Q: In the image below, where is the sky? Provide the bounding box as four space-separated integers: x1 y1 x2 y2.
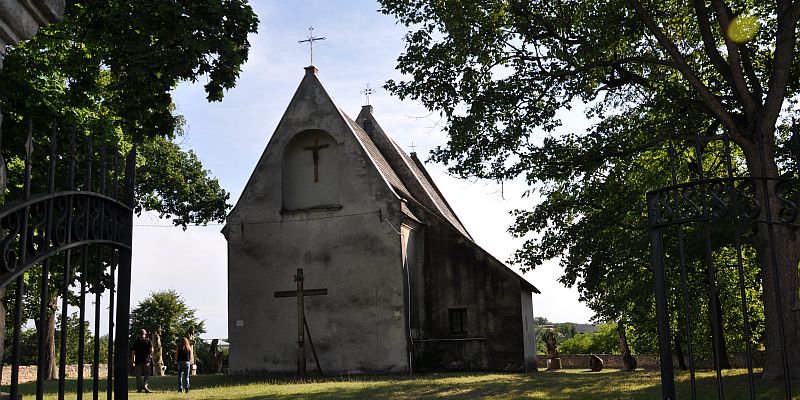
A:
124 0 595 340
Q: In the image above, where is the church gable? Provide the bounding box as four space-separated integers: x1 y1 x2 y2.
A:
225 67 409 228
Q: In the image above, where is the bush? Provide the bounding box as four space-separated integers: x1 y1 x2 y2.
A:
559 323 618 354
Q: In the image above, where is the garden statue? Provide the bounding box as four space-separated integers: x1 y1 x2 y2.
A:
152 326 165 376
187 327 197 375
209 339 221 374
545 329 562 370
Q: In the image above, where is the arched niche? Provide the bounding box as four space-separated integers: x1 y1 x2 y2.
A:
282 130 341 211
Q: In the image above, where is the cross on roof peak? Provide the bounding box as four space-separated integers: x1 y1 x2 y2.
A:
360 83 375 105
298 26 326 66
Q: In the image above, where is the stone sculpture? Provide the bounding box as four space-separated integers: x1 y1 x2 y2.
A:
545 329 561 370
152 327 165 376
589 354 604 372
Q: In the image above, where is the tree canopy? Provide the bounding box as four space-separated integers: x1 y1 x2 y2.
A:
379 0 800 377
0 0 256 223
0 0 259 138
130 290 205 373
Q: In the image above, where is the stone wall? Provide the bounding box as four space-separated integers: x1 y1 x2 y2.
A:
537 351 766 370
1 364 108 384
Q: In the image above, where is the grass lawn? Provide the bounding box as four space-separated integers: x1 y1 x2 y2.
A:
5 369 798 399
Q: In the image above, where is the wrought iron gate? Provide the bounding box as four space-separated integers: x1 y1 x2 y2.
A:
647 128 799 400
0 116 136 399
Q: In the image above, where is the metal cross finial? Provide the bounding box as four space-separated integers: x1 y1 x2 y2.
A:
298 26 326 66
360 83 374 105
410 142 417 153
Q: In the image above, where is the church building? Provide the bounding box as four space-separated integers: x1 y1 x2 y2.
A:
223 66 539 374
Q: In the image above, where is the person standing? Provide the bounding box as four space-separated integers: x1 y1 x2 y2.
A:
131 329 153 393
176 337 193 393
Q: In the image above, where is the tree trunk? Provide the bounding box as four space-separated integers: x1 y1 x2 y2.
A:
740 138 800 379
755 220 800 379
674 334 687 370
46 296 57 380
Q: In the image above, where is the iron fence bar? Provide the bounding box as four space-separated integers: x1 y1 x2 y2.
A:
106 250 116 400
36 119 58 399
754 133 792 399
77 246 88 400
11 278 24 398
722 131 756 399
667 141 697 399
92 245 102 400
102 143 114 400
91 143 108 400
107 149 120 399
58 126 77 400
648 194 675 400
693 137 725 400
78 135 93 400
11 118 35 399
114 143 137 400
107 146 120 400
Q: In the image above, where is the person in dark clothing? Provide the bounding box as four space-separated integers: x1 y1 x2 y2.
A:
131 329 153 393
176 337 193 393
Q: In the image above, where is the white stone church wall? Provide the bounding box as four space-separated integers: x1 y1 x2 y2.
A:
225 69 409 374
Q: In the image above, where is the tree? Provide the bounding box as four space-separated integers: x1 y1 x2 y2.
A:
0 0 256 378
129 290 205 374
560 323 620 354
379 0 800 377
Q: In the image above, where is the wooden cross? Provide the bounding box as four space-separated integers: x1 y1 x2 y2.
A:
298 26 326 65
274 268 327 377
303 139 329 182
360 83 374 105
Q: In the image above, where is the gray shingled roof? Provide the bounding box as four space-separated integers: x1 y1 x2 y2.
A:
340 110 413 200
353 106 539 294
354 107 472 240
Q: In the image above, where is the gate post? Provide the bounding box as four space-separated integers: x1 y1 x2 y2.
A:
114 144 137 399
648 193 676 400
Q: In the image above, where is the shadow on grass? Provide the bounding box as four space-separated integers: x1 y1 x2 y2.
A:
2 369 797 399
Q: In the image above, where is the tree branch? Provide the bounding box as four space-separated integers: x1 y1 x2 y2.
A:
692 0 734 85
762 1 799 133
709 0 760 116
628 0 742 137
739 43 764 101
532 56 679 79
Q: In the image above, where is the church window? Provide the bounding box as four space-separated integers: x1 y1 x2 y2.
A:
449 308 467 336
283 130 340 211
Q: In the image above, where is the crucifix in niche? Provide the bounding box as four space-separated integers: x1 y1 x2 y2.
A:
303 139 329 182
